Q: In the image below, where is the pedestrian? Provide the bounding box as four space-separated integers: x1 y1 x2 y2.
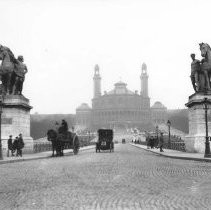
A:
13 137 19 156
159 132 164 152
7 135 14 157
17 133 24 157
150 136 154 149
146 135 150 149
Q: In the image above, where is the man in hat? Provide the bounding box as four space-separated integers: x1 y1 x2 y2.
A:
13 137 19 156
17 134 24 157
58 119 68 134
7 135 14 157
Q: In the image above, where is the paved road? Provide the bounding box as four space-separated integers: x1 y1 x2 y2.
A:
1 144 211 210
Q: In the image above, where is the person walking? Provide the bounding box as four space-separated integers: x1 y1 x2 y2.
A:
7 135 14 157
150 136 154 149
13 137 19 156
17 134 24 157
159 132 164 152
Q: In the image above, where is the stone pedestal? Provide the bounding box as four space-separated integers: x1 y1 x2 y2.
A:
1 95 33 155
185 93 211 153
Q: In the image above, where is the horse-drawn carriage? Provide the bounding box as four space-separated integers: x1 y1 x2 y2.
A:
47 129 80 157
96 129 114 152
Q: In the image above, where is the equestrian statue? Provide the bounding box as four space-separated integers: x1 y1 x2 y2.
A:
0 44 28 95
191 43 211 93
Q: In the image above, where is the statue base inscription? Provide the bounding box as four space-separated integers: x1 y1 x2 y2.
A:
1 95 34 155
185 93 211 153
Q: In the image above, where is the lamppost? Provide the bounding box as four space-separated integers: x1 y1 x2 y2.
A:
167 120 171 149
155 125 159 145
203 98 211 158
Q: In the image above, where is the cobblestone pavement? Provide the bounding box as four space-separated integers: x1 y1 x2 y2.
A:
1 144 211 210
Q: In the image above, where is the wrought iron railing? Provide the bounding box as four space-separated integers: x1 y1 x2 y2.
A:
163 142 186 152
134 140 186 152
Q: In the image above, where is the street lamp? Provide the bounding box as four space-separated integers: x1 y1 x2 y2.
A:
167 120 171 149
155 125 159 145
203 98 211 158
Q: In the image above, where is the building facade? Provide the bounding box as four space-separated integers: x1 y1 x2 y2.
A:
151 101 167 125
76 63 166 131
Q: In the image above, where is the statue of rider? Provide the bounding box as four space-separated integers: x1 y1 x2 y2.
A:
13 55 28 95
199 43 211 91
190 53 201 92
0 44 18 95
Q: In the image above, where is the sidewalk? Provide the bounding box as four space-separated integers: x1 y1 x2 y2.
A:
0 145 95 165
130 143 211 162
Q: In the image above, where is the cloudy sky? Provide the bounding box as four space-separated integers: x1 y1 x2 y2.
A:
0 0 210 113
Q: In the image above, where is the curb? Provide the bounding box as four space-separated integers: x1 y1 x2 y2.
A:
0 145 95 165
130 143 211 163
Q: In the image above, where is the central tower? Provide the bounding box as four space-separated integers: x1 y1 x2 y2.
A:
140 62 149 97
93 64 101 98
140 62 150 110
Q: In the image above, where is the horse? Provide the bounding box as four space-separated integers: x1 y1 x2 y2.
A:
47 129 63 157
199 43 211 90
0 49 17 95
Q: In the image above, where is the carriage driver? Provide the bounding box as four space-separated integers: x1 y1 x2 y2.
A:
58 119 68 136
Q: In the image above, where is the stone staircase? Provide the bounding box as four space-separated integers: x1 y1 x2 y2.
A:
157 124 187 141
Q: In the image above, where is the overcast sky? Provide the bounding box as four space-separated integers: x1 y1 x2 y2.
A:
0 0 210 114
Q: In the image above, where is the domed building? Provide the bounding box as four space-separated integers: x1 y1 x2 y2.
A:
76 63 167 131
151 101 167 124
76 103 92 130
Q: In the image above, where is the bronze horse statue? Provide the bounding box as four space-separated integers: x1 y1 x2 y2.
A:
0 47 17 95
199 42 211 91
190 43 211 92
0 45 27 95
47 129 80 157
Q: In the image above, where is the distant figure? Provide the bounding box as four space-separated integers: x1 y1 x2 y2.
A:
13 137 19 156
7 135 14 157
150 136 155 149
146 135 150 149
16 134 24 157
159 132 164 152
55 121 59 131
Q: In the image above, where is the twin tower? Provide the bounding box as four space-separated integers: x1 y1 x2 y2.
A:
93 63 149 99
